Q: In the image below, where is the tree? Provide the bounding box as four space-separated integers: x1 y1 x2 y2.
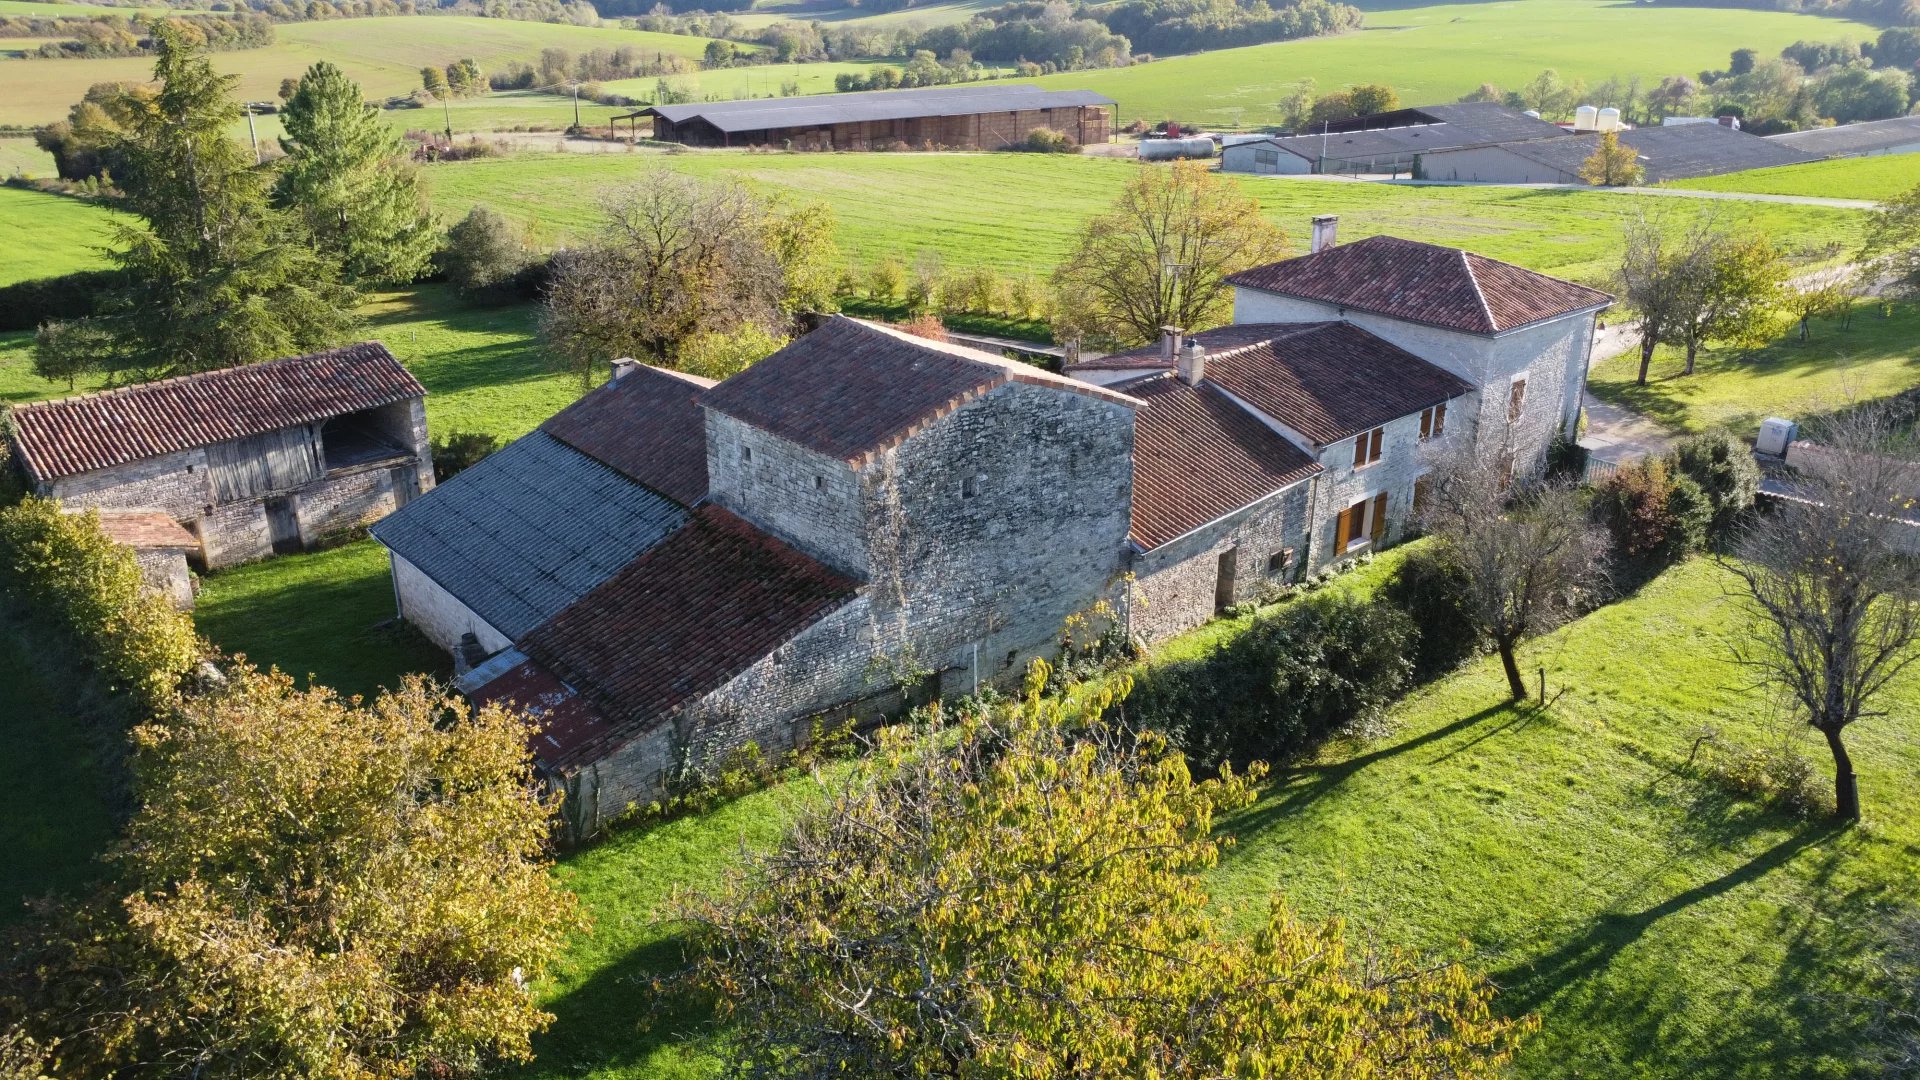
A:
1861 178 1920 305
8 668 584 1076
676 324 789 381
541 170 786 382
1579 129 1644 186
276 75 298 101
1418 444 1608 700
30 319 120 390
275 61 437 286
1668 228 1788 375
1521 67 1578 117
439 205 535 294
80 25 357 377
1725 403 1920 821
1346 81 1398 115
673 670 1535 1076
1051 161 1288 345
1278 76 1315 130
1614 211 1691 384
760 198 841 317
1459 82 1503 103
1783 268 1852 341
420 64 448 99
1306 88 1355 125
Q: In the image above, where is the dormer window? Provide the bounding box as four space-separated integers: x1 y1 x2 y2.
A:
1420 403 1446 440
1352 427 1383 469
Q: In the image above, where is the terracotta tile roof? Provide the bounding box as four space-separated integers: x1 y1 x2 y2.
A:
519 505 859 765
9 343 424 482
1199 323 1474 445
463 649 619 770
88 510 198 550
700 316 1139 464
1118 373 1321 550
542 364 715 506
1225 235 1611 335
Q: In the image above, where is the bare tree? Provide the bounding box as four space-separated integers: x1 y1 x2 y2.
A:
1724 403 1920 821
1051 161 1288 346
541 169 785 384
1418 443 1609 701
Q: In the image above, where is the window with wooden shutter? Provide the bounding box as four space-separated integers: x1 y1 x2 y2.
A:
1420 402 1446 439
1371 492 1388 542
1508 378 1527 422
1334 504 1356 550
1352 427 1384 468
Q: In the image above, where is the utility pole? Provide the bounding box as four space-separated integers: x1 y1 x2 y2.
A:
243 101 262 164
572 80 581 129
442 91 452 147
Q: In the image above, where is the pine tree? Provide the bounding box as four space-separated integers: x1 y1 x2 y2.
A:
92 24 357 377
275 61 436 285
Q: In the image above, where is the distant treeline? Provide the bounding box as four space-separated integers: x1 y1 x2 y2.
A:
0 12 272 57
39 0 602 27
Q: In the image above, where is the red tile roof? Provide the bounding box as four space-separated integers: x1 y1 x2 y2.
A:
9 343 424 482
89 510 198 550
1202 323 1473 445
518 505 859 766
542 364 715 506
1225 235 1611 335
700 316 1138 464
1119 373 1321 550
466 654 620 769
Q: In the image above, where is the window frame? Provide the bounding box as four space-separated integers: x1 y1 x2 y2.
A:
1351 426 1385 469
1419 402 1447 440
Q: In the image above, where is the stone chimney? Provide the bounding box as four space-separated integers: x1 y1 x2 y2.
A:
1177 339 1207 386
1311 214 1339 253
1160 326 1185 364
609 357 640 381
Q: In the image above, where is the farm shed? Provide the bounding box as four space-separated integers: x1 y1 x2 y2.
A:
637 84 1114 150
91 510 199 609
1767 116 1920 159
1222 102 1568 176
1418 122 1820 183
8 343 434 569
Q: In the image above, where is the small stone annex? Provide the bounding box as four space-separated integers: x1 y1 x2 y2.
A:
8 343 434 570
370 226 1611 835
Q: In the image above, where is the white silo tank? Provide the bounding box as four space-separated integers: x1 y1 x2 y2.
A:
1523 109 1541 119
1575 105 1599 131
1598 107 1621 131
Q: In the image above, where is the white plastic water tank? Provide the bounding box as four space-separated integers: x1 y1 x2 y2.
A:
1598 107 1622 131
1756 417 1798 456
1138 136 1216 160
1575 105 1599 131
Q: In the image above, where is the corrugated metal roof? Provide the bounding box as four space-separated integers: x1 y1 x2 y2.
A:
10 342 423 483
1495 123 1818 181
370 431 688 641
644 83 1113 134
1265 102 1572 163
1768 116 1920 158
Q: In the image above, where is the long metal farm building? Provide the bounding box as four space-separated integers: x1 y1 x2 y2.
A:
638 84 1114 150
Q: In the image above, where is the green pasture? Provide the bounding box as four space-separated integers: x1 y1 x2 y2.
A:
729 0 1005 29
0 185 118 285
1666 151 1920 203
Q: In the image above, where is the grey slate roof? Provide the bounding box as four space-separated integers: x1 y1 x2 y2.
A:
370 431 688 641
1767 116 1920 158
1263 102 1571 164
641 84 1113 134
1456 122 1819 181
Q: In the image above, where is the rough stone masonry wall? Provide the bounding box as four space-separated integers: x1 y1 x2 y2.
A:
705 410 869 578
48 448 214 521
199 498 273 568
134 549 195 610
1129 482 1312 644
1308 407 1450 571
296 465 404 543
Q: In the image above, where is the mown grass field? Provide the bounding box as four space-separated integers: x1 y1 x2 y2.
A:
424 151 1871 281
1668 152 1920 203
1588 302 1920 437
1030 0 1885 128
729 0 1003 29
0 16 730 126
0 185 118 285
0 0 173 14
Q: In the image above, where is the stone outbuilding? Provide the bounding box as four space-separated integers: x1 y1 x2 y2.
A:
91 509 200 609
8 344 433 569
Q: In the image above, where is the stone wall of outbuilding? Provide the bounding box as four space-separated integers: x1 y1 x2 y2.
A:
1128 481 1312 645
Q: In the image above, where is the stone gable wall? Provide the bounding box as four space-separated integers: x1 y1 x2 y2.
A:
1129 481 1312 644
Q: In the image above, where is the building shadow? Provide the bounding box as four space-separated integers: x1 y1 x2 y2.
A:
510 930 729 1077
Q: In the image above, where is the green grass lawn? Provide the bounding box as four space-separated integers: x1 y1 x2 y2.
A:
1667 152 1920 203
0 0 174 14
1028 0 1884 128
0 185 118 286
0 623 119 921
425 151 1869 281
0 17 734 126
1588 302 1920 437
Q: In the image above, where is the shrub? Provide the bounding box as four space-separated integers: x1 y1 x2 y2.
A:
1592 457 1708 560
438 205 535 295
1705 740 1827 817
1019 126 1078 153
429 430 502 483
1381 545 1483 680
1125 592 1414 771
0 498 198 713
676 324 790 381
0 269 125 332
1670 429 1761 534
895 313 948 342
866 255 906 301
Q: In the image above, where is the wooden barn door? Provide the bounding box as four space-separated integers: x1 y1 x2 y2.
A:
264 496 301 555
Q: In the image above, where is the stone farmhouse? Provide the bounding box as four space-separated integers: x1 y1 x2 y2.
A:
371 226 1610 834
7 343 433 570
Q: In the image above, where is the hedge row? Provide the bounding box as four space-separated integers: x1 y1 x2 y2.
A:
0 497 199 713
0 270 126 332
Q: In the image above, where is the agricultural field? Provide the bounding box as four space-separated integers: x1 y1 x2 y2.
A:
0 186 118 286
0 16 733 126
729 0 1004 30
1031 0 1886 129
1587 302 1920 438
423 151 1871 282
0 0 173 14
1667 152 1920 203
0 137 54 175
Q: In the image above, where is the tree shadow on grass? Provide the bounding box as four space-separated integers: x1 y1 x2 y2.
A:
513 929 731 1078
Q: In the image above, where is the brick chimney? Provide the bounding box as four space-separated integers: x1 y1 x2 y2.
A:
1177 339 1207 386
609 357 639 380
1311 214 1339 253
1160 326 1184 364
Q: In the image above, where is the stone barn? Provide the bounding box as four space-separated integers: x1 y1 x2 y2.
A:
636 84 1114 150
8 343 433 569
92 510 200 609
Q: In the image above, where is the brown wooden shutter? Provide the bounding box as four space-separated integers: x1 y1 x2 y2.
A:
1419 409 1432 438
1335 506 1354 550
1434 401 1446 435
1352 436 1367 468
1370 428 1384 461
1509 379 1526 422
1371 492 1388 541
